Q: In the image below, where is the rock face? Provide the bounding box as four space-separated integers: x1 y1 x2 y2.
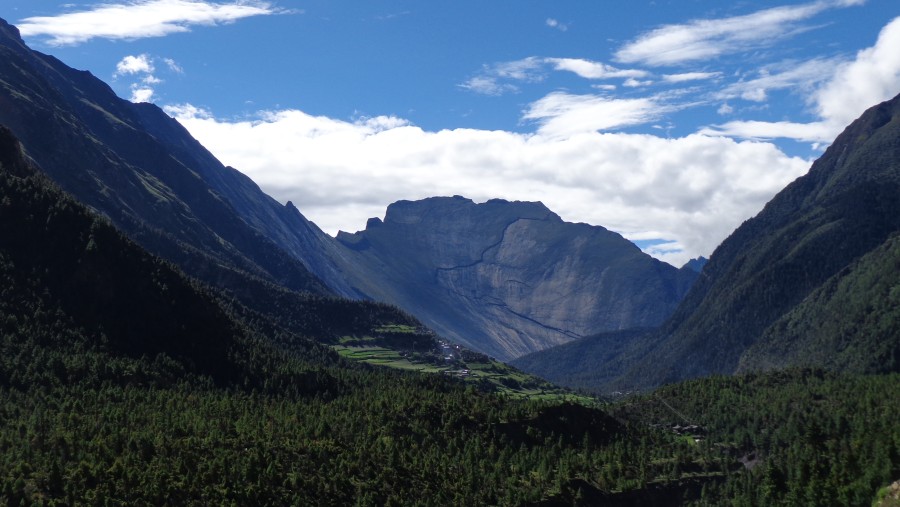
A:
336 196 697 360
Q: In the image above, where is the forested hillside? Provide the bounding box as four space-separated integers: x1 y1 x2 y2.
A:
612 370 900 506
5 117 897 506
0 124 708 506
738 233 900 373
2 11 899 505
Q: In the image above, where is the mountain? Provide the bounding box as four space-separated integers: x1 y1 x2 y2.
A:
737 232 900 374
6 138 897 504
0 17 696 360
0 121 742 507
0 123 269 386
0 17 362 300
335 196 697 360
0 16 454 356
515 92 900 392
681 256 708 273
0 124 630 505
3 17 899 504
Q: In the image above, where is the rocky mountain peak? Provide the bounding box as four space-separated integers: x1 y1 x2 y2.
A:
0 17 24 48
336 195 696 360
380 195 558 227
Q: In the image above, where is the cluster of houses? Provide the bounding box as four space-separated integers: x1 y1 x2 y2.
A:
671 424 707 443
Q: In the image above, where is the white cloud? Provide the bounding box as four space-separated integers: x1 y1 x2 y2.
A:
717 103 734 115
546 18 568 32
615 0 863 66
166 104 809 267
546 58 648 80
163 58 184 73
623 78 653 88
641 240 687 267
164 103 213 118
699 120 835 143
17 0 285 46
662 72 722 83
702 16 900 143
491 57 546 81
522 92 665 138
814 16 900 129
113 54 162 103
458 76 520 96
113 53 184 103
131 87 154 103
716 58 838 103
114 54 154 76
459 57 546 95
462 57 647 96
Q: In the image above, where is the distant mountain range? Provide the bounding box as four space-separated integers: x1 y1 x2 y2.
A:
514 92 900 392
0 17 696 360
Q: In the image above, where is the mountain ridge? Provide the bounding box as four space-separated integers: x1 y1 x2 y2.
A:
0 16 367 299
0 17 700 359
336 195 697 360
514 91 900 392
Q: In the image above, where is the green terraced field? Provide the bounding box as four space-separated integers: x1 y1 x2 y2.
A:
333 345 595 404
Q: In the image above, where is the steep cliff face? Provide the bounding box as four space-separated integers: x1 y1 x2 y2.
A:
337 196 697 360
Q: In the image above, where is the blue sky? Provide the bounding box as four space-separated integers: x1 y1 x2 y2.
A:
5 0 900 265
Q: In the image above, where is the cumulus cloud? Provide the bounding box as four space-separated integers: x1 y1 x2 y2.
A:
615 0 864 66
814 16 900 129
165 104 809 267
114 54 155 76
702 16 900 143
113 53 181 103
131 87 155 103
17 0 286 45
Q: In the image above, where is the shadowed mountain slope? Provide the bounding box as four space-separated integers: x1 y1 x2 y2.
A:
737 232 900 374
0 124 249 384
0 17 361 298
515 92 900 392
